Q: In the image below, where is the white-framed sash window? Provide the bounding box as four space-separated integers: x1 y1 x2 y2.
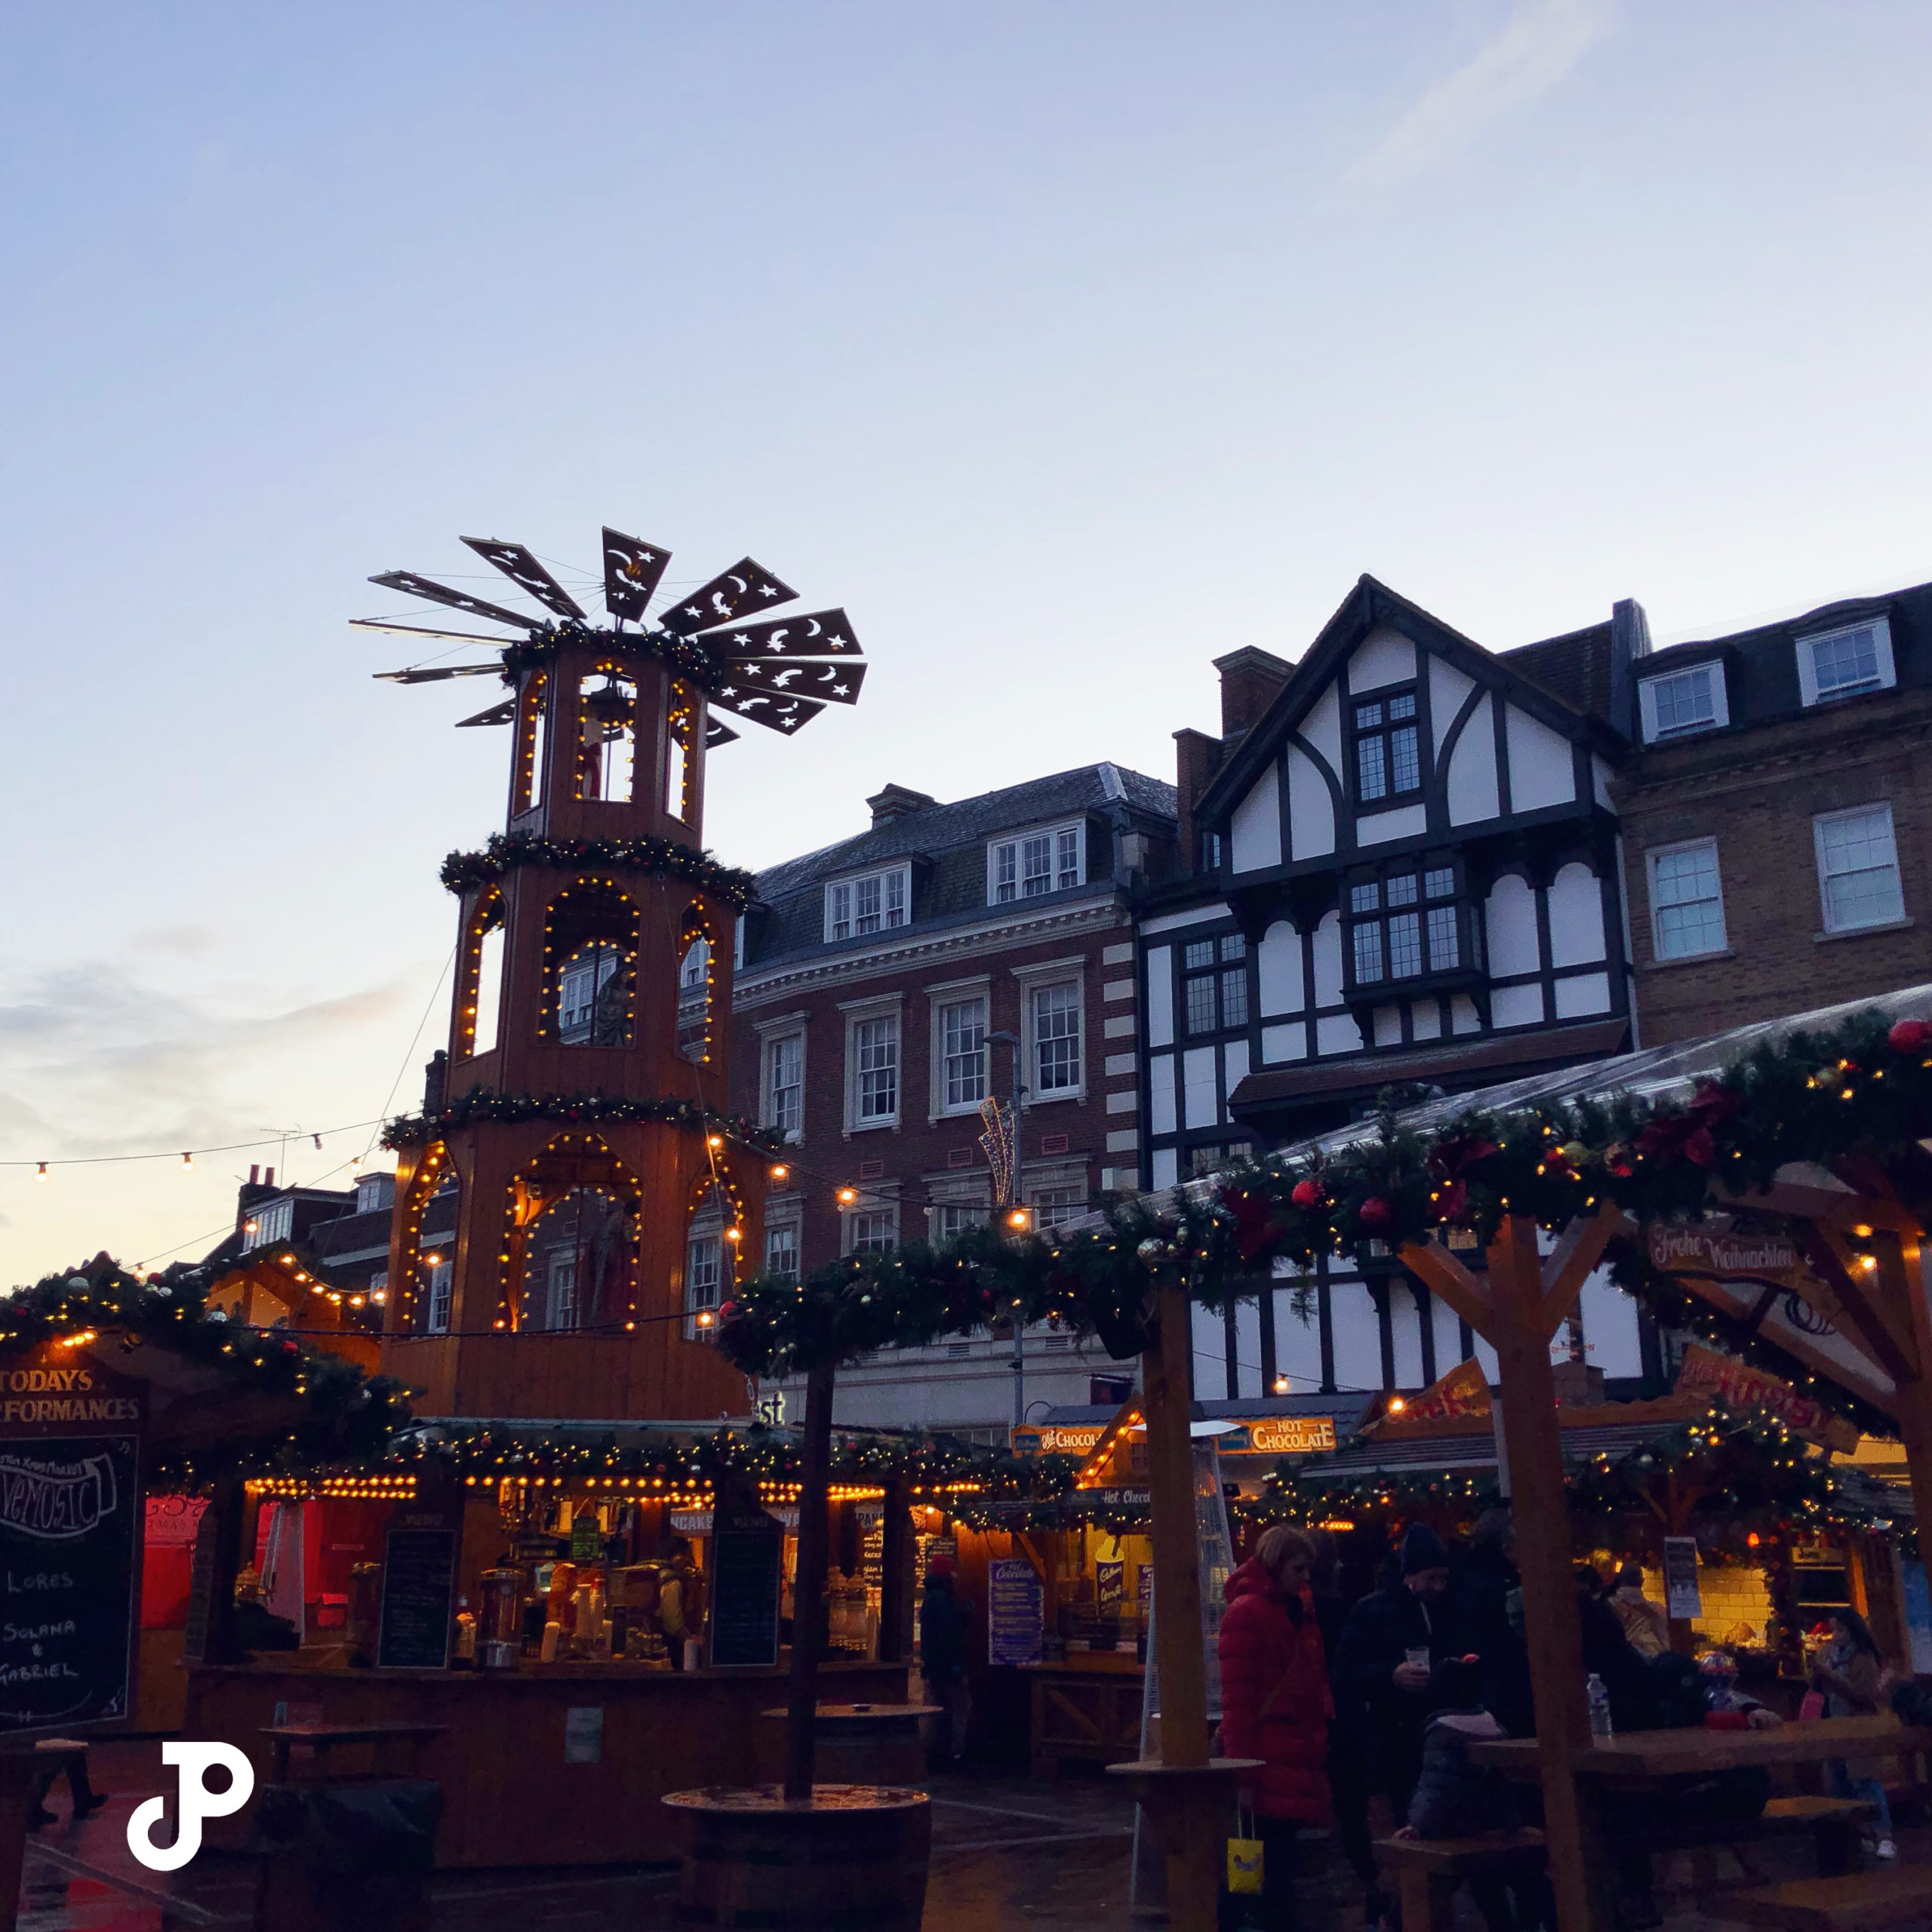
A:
1814 804 1906 933
765 1032 804 1139
987 821 1084 906
825 864 910 942
1798 619 1895 707
1647 838 1727 960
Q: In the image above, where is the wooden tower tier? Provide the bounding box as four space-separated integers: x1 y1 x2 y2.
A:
380 623 763 1422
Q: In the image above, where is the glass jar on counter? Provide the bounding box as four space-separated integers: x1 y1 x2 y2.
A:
478 1567 523 1672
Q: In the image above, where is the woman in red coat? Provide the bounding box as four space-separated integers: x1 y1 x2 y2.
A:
1218 1524 1334 1928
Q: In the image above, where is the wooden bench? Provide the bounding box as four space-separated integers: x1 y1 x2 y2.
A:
1638 1795 1876 1876
1724 1867 1932 1929
1374 1829 1547 1932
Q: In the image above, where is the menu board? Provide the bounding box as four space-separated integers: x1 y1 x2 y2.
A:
0 1432 141 1734
709 1514 783 1669
377 1518 459 1670
987 1558 1044 1667
1662 1537 1703 1622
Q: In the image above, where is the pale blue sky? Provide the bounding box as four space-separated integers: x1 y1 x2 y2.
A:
5 2 1930 1281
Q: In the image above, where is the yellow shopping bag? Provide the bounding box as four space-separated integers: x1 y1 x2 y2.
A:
1227 1804 1263 1895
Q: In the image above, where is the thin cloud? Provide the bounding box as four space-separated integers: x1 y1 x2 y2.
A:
1346 0 1617 187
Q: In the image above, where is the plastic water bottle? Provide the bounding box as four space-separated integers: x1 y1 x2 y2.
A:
1586 1672 1614 1740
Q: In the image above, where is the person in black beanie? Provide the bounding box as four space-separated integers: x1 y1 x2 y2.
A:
1334 1522 1475 1864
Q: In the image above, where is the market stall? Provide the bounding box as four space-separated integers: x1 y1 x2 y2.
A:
173 1419 1038 1865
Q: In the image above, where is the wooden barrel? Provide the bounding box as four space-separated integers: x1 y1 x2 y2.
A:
663 1783 931 1931
753 1703 938 1788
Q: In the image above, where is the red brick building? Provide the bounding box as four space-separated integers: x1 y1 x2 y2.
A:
729 765 1177 1436
1614 580 1932 1044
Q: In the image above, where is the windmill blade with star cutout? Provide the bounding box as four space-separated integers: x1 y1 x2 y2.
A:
368 571 542 634
373 664 505 685
658 558 798 635
708 682 825 735
602 528 672 623
709 608 862 661
461 537 586 621
731 658 866 705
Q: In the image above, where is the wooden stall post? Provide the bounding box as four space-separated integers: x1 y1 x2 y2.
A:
1143 1281 1207 1774
1402 1206 1624 1932
1489 1219 1598 1932
783 1360 836 1801
1106 1280 1251 1932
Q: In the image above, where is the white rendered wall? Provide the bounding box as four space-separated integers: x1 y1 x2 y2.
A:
1547 863 1606 968
1258 921 1303 1015
1146 945 1174 1048
1350 628 1417 694
1504 703 1576 811
1447 695 1500 824
1286 743 1334 860
1231 764 1282 872
1485 875 1541 977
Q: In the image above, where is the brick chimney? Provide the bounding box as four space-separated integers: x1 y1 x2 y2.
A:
865 783 937 826
1213 646 1294 745
1172 728 1222 876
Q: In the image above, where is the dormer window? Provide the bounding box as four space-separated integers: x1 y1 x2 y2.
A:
244 1198 294 1252
825 863 909 942
1798 618 1895 706
1351 691 1421 805
1639 662 1727 741
988 822 1084 906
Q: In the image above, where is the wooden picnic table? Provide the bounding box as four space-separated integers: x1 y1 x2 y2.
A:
1469 1715 1932 1786
1465 1719 1932 1930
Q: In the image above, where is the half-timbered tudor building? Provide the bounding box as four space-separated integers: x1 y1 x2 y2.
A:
1143 577 1656 1402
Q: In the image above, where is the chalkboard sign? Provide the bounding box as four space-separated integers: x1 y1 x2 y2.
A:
708 1515 782 1669
377 1521 458 1670
0 1431 141 1734
987 1557 1044 1667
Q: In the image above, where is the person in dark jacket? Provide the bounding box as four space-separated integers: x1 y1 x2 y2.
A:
920 1554 973 1765
1460 1510 1533 1740
1333 1522 1472 1822
1217 1525 1334 1930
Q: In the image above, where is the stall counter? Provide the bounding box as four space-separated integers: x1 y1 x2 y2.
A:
184 1656 909 1868
1023 1651 1144 1776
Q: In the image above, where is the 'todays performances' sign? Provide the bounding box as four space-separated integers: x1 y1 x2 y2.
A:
0 1354 144 1736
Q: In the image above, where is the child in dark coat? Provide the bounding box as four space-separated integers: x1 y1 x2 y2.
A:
1394 1660 1547 1932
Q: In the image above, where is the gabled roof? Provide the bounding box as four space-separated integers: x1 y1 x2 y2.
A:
751 762 1176 904
1198 575 1625 828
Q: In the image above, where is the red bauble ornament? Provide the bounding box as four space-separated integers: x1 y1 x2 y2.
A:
1358 1195 1394 1231
715 1301 737 1325
1888 1019 1931 1054
1291 1178 1324 1209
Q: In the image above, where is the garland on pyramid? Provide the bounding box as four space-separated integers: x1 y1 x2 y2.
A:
440 830 756 909
498 620 731 693
5 1257 412 1485
715 1008 1932 1428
